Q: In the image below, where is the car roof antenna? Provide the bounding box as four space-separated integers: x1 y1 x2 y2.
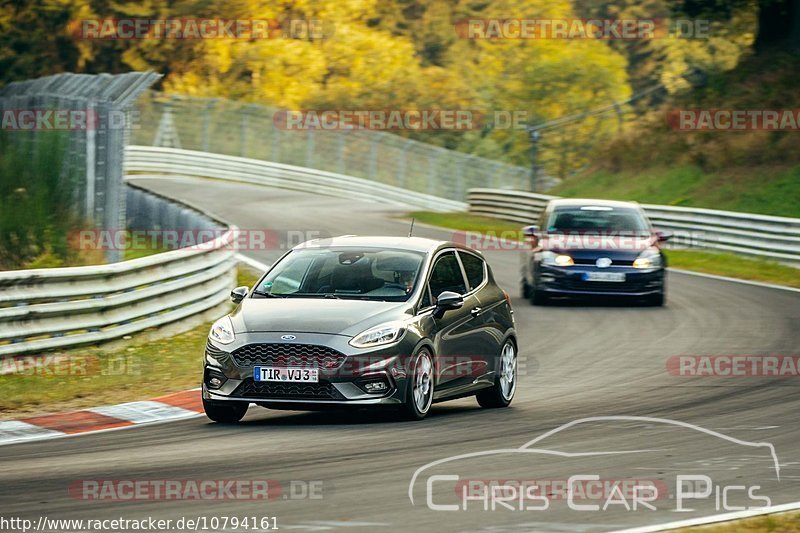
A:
408 218 415 238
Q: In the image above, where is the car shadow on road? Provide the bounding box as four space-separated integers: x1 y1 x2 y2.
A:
535 296 663 308
206 402 487 428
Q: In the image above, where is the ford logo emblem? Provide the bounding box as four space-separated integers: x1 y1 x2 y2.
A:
280 334 297 341
596 257 612 268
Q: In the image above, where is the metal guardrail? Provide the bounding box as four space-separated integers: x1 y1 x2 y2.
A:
468 188 800 266
124 146 468 212
133 92 532 201
0 187 238 357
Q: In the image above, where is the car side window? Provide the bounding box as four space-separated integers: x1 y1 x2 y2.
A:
458 252 485 291
428 251 468 298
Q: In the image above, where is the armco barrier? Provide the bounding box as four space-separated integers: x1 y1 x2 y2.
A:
123 146 468 212
0 187 238 357
468 188 800 265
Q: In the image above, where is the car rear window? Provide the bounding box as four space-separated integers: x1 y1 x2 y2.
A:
459 252 485 291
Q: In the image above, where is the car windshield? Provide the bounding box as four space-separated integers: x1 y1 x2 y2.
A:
253 247 425 301
546 206 650 234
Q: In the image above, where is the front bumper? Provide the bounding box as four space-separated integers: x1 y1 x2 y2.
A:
203 332 415 408
536 264 664 297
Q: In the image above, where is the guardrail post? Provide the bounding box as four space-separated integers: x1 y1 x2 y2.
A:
85 101 96 223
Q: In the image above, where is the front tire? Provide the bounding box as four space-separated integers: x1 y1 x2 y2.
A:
203 397 248 423
401 349 434 420
521 280 532 299
477 340 517 408
530 288 549 306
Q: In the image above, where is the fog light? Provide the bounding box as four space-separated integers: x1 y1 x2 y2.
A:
205 368 227 389
364 381 388 393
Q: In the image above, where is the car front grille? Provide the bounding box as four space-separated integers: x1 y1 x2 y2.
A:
233 380 343 401
231 343 347 369
562 279 642 293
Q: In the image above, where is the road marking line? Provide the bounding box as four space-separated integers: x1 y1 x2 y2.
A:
237 253 271 272
0 421 64 445
610 500 800 532
88 401 200 424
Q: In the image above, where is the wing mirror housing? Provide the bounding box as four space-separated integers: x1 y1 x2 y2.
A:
522 224 539 237
655 230 673 242
433 291 464 319
522 224 540 247
230 286 249 304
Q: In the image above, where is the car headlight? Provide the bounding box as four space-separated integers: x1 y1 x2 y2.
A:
541 251 574 266
633 247 663 269
350 322 406 348
209 316 235 345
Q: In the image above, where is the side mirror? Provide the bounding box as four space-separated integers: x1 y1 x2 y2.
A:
522 225 540 248
522 225 539 237
655 230 673 242
230 286 249 304
433 290 464 319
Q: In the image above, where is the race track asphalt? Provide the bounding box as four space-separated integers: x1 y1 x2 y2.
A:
2 176 798 532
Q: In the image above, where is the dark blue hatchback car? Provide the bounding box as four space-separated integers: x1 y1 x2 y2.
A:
520 199 671 306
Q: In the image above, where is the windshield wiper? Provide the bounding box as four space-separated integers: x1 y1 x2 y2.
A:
251 290 283 298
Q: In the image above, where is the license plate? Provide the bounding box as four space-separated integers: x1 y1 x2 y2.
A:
253 367 319 383
584 272 626 282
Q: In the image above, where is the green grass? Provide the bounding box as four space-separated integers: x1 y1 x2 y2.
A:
407 211 800 288
0 266 263 419
551 166 800 218
407 211 523 234
666 250 800 288
680 511 800 532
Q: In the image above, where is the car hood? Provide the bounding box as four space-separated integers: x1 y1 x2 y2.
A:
541 233 657 262
230 298 412 337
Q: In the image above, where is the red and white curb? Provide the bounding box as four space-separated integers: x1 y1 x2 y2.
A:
0 389 204 446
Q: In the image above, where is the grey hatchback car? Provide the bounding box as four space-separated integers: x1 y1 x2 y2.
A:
203 236 517 422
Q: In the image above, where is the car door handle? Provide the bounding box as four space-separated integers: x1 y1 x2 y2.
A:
470 306 482 316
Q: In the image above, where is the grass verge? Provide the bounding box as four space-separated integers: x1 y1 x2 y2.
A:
550 165 800 219
0 265 263 419
666 250 800 288
406 211 800 289
680 511 800 532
